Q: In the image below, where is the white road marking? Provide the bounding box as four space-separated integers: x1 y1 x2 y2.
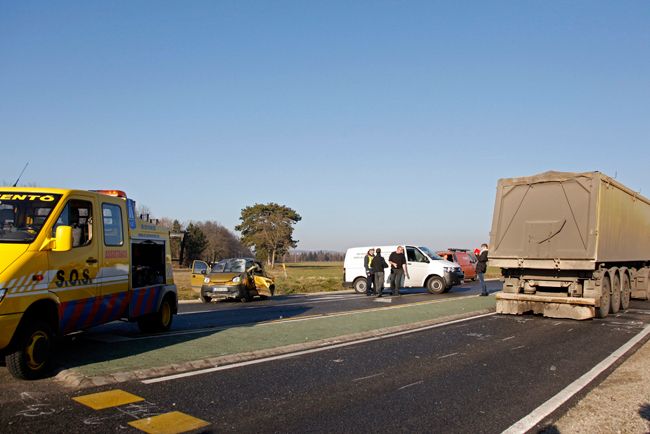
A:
398 380 423 391
437 352 459 360
510 345 526 350
503 324 650 434
501 336 515 341
141 312 497 384
353 373 384 382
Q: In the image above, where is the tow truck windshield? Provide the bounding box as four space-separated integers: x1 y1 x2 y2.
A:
0 192 61 243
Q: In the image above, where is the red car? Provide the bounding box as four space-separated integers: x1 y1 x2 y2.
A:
437 249 477 281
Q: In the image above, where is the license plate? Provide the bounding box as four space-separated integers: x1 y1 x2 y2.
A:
212 287 229 293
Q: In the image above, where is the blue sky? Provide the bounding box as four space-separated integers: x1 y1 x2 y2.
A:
1 1 649 251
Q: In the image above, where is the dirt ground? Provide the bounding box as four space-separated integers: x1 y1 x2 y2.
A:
549 337 650 433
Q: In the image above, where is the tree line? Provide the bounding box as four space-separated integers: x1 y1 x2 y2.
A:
155 202 304 268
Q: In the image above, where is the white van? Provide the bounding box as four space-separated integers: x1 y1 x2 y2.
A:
343 245 464 294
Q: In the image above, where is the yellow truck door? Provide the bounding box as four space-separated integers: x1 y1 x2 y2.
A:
97 200 130 323
48 195 100 334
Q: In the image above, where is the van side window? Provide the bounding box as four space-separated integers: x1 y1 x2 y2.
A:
52 200 93 247
406 247 428 263
102 203 124 246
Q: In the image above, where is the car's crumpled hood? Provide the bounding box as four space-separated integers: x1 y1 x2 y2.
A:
207 272 241 284
0 244 30 277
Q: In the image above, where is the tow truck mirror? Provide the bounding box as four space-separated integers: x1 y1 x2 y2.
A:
53 225 73 252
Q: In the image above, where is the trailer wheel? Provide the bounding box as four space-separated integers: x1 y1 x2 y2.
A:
353 278 367 294
5 320 54 380
426 276 445 294
138 295 174 333
620 272 631 311
610 273 621 314
596 276 611 319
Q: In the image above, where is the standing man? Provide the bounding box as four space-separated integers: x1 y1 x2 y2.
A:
389 246 409 296
371 248 388 297
477 243 489 296
363 248 375 296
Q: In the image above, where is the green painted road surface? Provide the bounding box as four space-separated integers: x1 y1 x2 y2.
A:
59 295 496 380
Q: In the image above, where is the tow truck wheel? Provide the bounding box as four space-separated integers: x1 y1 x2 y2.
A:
138 296 174 333
621 273 631 311
426 276 445 294
610 274 621 314
5 320 54 380
596 276 611 319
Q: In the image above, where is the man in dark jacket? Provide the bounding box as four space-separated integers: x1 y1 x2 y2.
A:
363 248 375 296
371 248 389 297
388 246 409 296
476 243 489 296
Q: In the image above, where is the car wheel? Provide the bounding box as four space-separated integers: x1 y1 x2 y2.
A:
426 276 445 294
6 320 54 380
353 278 367 294
240 288 253 302
200 295 212 303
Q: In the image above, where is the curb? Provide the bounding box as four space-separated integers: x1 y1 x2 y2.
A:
178 289 358 304
54 307 495 389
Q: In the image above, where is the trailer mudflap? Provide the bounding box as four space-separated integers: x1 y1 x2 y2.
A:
495 292 596 320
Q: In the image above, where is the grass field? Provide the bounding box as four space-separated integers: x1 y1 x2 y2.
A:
173 262 502 300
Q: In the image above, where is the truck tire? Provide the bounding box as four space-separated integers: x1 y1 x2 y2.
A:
5 320 54 380
138 295 174 333
621 272 631 311
353 278 367 294
596 276 611 319
426 276 445 294
610 273 621 314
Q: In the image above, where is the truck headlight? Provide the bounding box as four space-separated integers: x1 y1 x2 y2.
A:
0 288 6 302
204 277 211 284
232 276 241 283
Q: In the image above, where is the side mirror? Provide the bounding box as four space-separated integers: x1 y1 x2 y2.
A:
53 225 73 252
201 270 207 275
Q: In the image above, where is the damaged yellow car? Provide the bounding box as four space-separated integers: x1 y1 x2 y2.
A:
191 258 275 303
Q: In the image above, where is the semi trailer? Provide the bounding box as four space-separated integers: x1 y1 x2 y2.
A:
490 171 650 320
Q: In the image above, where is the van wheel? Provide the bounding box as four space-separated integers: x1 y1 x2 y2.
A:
6 320 54 380
138 296 174 333
596 276 611 319
353 278 367 294
426 276 445 294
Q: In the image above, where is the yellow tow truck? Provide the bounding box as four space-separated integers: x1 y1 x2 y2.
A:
0 187 177 379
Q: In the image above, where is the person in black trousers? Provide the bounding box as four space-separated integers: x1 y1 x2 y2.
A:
371 248 389 297
388 246 409 296
363 248 375 296
477 243 489 296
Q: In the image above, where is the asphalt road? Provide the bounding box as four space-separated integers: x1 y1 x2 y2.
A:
1 288 648 434
76 279 500 340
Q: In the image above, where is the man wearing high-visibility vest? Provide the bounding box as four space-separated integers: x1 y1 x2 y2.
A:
363 248 375 296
